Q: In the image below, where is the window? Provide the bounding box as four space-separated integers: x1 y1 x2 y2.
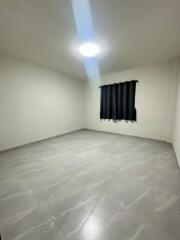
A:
100 80 138 121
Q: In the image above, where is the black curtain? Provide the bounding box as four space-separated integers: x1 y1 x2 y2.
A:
100 80 137 121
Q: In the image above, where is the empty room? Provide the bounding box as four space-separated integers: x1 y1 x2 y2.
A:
0 0 180 240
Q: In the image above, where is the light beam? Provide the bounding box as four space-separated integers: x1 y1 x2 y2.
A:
71 0 101 82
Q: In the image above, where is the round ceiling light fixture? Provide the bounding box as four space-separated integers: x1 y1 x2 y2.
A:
79 43 100 57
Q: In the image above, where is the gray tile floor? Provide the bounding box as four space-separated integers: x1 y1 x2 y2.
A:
0 130 180 240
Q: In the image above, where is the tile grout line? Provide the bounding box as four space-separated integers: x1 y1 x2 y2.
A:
73 179 113 240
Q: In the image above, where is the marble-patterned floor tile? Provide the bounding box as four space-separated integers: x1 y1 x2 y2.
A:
0 130 180 240
2 217 67 240
151 211 180 240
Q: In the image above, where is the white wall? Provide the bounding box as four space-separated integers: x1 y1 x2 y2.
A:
0 54 179 152
0 54 85 151
85 62 178 142
173 68 180 166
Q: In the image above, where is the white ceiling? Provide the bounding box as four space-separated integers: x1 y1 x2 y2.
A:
0 0 180 80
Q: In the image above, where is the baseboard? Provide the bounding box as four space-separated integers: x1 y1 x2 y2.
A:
84 128 169 143
0 128 86 154
0 128 172 155
172 144 180 168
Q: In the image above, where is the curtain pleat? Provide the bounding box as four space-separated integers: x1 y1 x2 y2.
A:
100 80 137 121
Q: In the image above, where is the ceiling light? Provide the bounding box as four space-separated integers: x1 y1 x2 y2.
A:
79 43 100 57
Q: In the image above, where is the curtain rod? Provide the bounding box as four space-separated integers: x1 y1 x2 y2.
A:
99 80 139 88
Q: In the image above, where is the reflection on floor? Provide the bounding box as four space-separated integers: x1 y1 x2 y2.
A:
0 130 180 240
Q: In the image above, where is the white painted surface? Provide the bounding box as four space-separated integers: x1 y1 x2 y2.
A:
173 67 180 166
0 0 180 79
0 54 179 153
85 62 178 142
0 55 85 151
